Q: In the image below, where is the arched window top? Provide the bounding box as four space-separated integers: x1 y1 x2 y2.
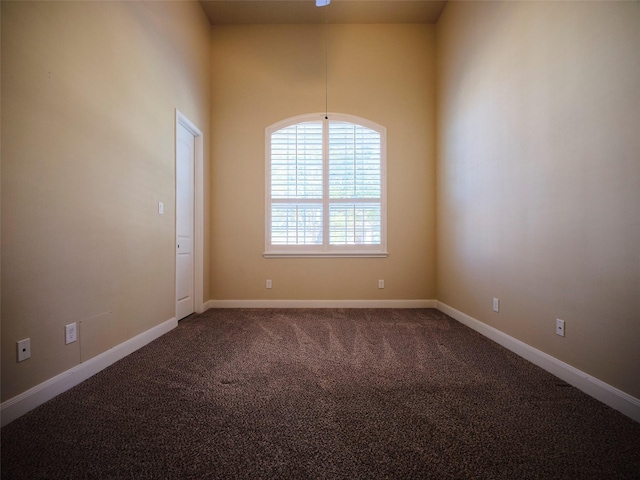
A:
265 113 387 258
267 112 386 136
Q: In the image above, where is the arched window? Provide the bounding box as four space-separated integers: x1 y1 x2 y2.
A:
265 113 387 257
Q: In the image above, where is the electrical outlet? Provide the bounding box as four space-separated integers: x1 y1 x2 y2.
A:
65 323 77 344
378 279 384 289
493 298 499 312
266 279 272 289
158 201 164 215
556 318 565 337
17 338 31 362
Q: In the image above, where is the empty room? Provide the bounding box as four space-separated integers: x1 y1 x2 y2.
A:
1 0 639 478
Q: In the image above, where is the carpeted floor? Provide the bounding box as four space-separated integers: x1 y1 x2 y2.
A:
2 308 639 479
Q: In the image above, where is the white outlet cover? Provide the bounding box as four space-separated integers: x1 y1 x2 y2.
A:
65 323 77 344
17 338 31 362
556 318 565 337
493 298 499 312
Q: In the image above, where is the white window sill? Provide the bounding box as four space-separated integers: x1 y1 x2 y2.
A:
263 251 388 259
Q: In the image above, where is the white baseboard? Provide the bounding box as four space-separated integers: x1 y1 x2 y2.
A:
436 301 640 423
1 317 178 427
206 299 438 309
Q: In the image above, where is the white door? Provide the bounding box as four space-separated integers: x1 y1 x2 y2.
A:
176 123 195 320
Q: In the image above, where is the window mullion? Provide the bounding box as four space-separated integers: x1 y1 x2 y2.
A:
323 117 330 250
353 127 357 198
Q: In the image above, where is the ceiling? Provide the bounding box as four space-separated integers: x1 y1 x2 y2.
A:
199 0 447 25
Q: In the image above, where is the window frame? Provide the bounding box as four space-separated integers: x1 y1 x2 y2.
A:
264 113 388 258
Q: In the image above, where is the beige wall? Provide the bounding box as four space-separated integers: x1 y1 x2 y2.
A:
210 24 437 301
1 1 211 401
436 1 640 398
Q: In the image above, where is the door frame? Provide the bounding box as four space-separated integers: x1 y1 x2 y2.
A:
175 109 204 316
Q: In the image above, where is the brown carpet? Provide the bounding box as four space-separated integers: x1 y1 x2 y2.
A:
2 308 639 479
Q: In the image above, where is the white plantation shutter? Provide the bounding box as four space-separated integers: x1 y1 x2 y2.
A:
329 122 381 200
329 203 381 245
266 113 387 257
270 122 324 245
328 122 381 246
271 204 323 245
271 122 323 200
